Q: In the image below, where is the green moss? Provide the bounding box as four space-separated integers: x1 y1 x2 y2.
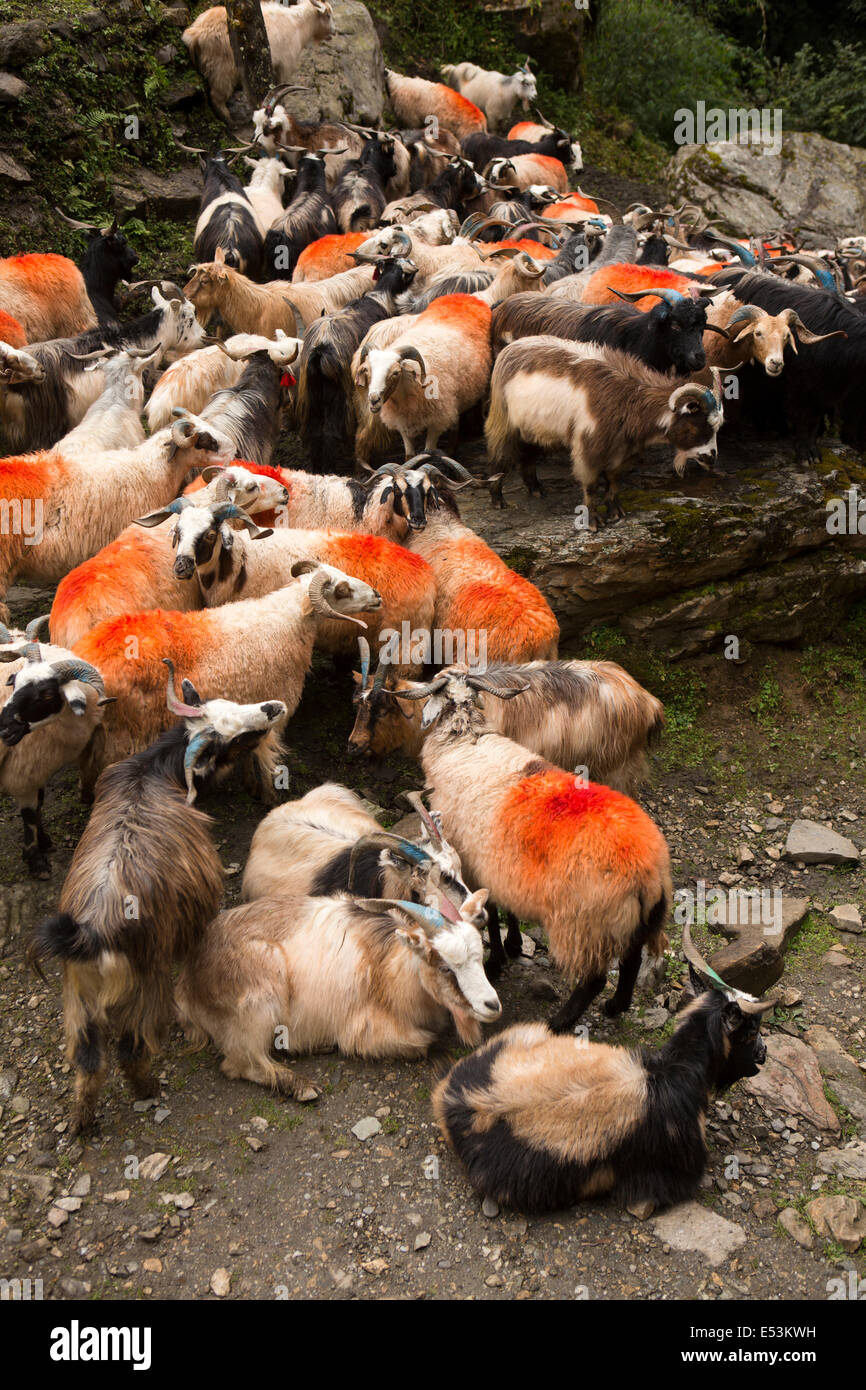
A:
502 545 538 577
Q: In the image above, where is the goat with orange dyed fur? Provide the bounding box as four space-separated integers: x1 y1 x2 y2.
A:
583 262 720 310
0 253 96 344
397 670 671 1031
369 455 559 663
74 560 381 793
352 293 492 459
385 70 487 140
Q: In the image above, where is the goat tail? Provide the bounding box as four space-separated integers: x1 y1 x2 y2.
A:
641 890 670 959
27 912 102 976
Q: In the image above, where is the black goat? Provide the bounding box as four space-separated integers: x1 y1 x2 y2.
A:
727 271 863 459
416 157 485 217
332 135 398 234
55 211 140 326
433 925 774 1215
197 350 295 468
264 153 336 281
297 256 418 473
461 128 576 170
491 287 719 376
194 153 263 280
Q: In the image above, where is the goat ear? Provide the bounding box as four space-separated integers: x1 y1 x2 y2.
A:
463 888 489 918
685 963 704 997
351 669 362 685
421 694 446 729
291 559 318 577
135 508 173 527
721 999 744 1033
181 677 202 707
395 927 426 955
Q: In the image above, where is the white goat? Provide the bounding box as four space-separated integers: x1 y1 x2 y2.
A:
183 0 335 124
441 61 536 132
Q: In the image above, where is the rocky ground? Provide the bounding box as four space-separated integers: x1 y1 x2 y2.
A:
1 498 865 1303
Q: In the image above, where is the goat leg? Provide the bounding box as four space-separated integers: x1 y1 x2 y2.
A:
117 1031 158 1101
503 911 523 958
484 900 509 980
548 972 607 1033
70 1019 106 1134
603 941 644 1017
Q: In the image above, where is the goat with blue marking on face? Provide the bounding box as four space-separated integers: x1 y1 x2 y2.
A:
0 618 112 878
175 888 500 1099
28 662 287 1134
433 920 775 1215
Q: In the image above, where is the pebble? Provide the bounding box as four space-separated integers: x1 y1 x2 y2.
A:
139 1152 171 1182
482 1196 500 1219
413 1231 431 1251
210 1267 231 1297
778 1208 813 1250
352 1116 382 1142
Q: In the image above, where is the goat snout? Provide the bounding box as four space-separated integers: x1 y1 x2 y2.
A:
765 356 783 376
261 702 285 721
173 555 196 579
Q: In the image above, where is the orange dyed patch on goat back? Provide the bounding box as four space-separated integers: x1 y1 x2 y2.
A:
430 536 558 661
322 533 433 601
0 452 64 504
498 768 666 883
583 263 695 310
418 294 492 339
506 122 536 140
544 192 599 215
0 309 26 347
295 233 367 280
498 239 557 261
74 608 216 688
441 85 486 131
2 252 82 295
51 526 179 643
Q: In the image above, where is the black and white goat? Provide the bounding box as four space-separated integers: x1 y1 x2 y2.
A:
263 152 337 280
433 922 774 1214
194 152 264 280
331 135 398 234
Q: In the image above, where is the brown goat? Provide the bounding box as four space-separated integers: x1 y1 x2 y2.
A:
29 670 286 1132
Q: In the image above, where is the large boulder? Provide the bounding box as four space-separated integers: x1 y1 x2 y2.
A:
667 131 866 243
458 438 866 657
482 1 590 93
290 1 384 126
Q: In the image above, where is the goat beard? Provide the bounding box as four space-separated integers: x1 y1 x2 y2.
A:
451 1008 482 1047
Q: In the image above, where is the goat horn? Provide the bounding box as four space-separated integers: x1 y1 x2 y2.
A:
54 206 98 232
402 790 443 843
307 569 368 629
398 345 427 376
407 451 474 483
780 308 847 344
728 304 765 327
610 286 683 306
391 676 450 701
163 657 204 719
182 727 214 804
49 658 106 693
359 899 447 934
357 635 371 686
24 614 50 642
0 621 13 644
347 833 432 891
466 674 530 698
0 643 38 664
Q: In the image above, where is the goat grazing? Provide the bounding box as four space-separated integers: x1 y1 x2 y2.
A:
29 664 287 1132
485 338 724 526
432 923 773 1214
396 669 672 1030
183 0 334 124
0 621 110 876
175 891 499 1097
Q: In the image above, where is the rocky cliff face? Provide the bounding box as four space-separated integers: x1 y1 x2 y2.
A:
458 438 866 658
667 131 866 242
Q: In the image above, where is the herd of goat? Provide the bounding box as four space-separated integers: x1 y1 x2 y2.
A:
0 3 862 1216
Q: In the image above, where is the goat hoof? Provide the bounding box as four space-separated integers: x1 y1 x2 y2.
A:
485 955 506 983
70 1111 99 1138
295 1084 321 1104
504 938 523 959
603 998 626 1018
547 1011 573 1035
25 854 51 880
